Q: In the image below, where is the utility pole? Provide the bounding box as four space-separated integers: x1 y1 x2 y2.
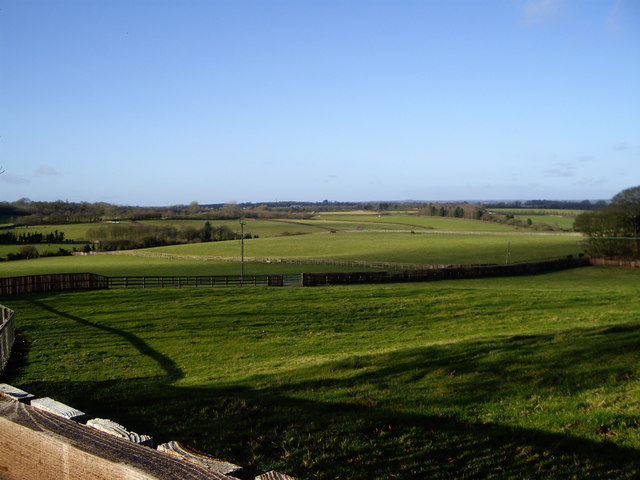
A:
240 220 246 281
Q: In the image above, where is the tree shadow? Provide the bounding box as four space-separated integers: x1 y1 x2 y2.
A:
11 300 640 479
27 299 183 382
20 376 640 480
256 322 640 408
15 321 640 480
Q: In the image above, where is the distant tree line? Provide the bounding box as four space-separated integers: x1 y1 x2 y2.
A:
0 230 65 244
1 246 73 262
575 186 640 259
416 203 485 220
0 199 314 225
483 199 606 210
87 222 246 250
0 197 604 227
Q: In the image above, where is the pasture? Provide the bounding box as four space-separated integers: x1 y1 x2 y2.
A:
308 214 521 232
0 254 378 278
146 231 583 265
489 208 580 229
2 214 522 241
4 267 640 479
0 231 584 279
514 215 575 230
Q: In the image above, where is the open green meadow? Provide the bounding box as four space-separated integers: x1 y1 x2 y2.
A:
4 267 640 479
0 254 377 278
146 231 584 265
1 214 522 243
0 230 585 278
2 223 97 240
489 209 581 230
490 208 584 216
310 214 521 232
513 215 575 229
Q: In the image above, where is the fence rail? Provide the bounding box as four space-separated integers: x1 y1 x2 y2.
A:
302 257 590 286
0 273 109 296
0 258 594 295
107 274 301 288
0 304 15 373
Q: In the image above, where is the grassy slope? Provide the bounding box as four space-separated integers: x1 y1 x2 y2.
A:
1 230 584 278
0 254 379 278
4 267 640 479
513 215 575 229
312 214 520 232
1 215 522 242
491 208 583 216
146 232 584 265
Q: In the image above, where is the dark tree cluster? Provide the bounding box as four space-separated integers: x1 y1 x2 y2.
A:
416 203 486 220
1 245 72 262
87 222 243 250
0 230 65 244
575 186 640 259
484 199 605 210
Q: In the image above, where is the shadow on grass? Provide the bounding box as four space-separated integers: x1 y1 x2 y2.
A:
18 377 640 480
17 322 640 480
27 299 184 381
279 322 640 404
10 294 640 479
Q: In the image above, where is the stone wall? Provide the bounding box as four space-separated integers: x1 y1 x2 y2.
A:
0 386 297 480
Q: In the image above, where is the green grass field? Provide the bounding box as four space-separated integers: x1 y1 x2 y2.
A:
4 267 640 479
0 230 585 278
1 214 522 244
2 223 97 240
146 231 584 265
312 214 521 232
0 254 383 278
513 215 575 229
490 208 584 216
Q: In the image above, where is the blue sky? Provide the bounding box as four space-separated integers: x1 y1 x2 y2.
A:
1 0 639 205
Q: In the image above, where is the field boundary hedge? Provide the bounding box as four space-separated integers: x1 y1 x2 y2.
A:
589 258 640 268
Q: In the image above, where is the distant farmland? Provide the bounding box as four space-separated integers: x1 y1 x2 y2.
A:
144 231 583 265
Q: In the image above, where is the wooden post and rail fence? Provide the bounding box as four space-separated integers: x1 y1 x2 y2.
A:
0 256 624 297
0 304 14 373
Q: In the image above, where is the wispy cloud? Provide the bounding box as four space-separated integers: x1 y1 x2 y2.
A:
0 174 30 185
544 161 575 178
606 0 640 36
324 174 339 183
35 165 61 177
614 143 628 151
522 0 561 25
573 176 608 187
